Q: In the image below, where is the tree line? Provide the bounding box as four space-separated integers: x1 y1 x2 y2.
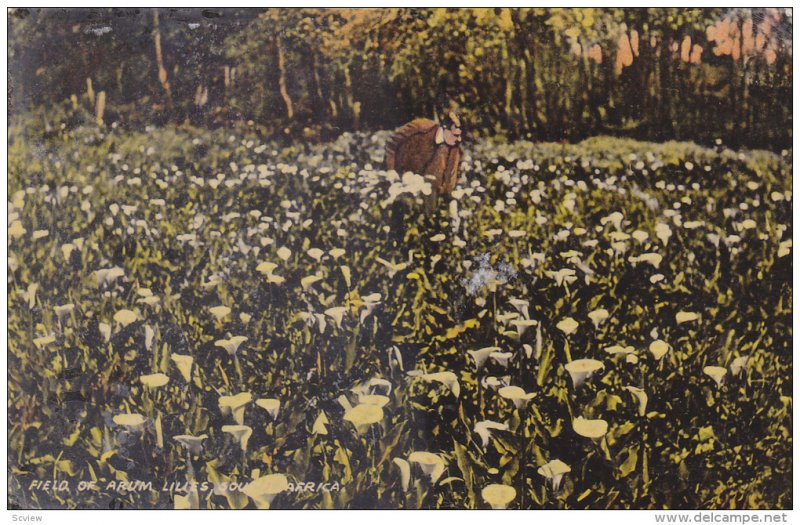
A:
8 8 793 149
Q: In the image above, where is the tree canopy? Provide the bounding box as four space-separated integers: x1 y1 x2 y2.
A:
8 7 793 149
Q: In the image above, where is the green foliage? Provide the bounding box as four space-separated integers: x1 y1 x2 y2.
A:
6 109 792 508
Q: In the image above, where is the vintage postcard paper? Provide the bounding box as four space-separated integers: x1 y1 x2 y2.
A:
6 7 792 511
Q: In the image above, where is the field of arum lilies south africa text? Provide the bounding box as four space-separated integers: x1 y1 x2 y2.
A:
7 115 792 509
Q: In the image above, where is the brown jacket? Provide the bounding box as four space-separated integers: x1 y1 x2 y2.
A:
385 119 462 194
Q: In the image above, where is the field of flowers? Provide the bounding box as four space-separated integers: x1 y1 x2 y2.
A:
7 111 793 509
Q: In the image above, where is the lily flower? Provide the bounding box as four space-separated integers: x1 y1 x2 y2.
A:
209 306 231 321
676 311 701 324
215 336 248 357
343 403 384 434
243 474 289 509
392 458 412 491
623 386 648 416
556 317 579 336
140 373 170 389
587 308 609 329
408 452 446 483
481 483 516 509
113 309 138 328
572 416 608 439
537 459 571 491
564 359 604 388
474 420 509 448
729 356 750 377
171 354 194 382
420 371 460 398
498 386 535 409
173 434 208 455
649 340 671 361
219 393 253 424
113 413 147 432
703 366 727 387
510 319 537 337
221 425 253 451
255 399 281 420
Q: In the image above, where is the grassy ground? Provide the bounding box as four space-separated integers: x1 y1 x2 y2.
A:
7 117 793 509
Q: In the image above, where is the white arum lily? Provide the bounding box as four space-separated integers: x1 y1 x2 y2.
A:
564 359 604 388
490 351 513 368
604 344 635 356
209 305 232 321
301 274 323 292
420 371 460 398
98 322 111 342
171 354 194 382
676 311 701 324
360 293 382 324
537 459 571 491
392 458 412 491
312 411 329 435
729 356 750 377
256 261 278 275
408 452 446 483
113 413 147 431
276 246 292 261
572 416 608 439
474 420 509 448
324 306 347 329
655 223 672 245
587 308 609 329
547 268 577 287
556 317 579 336
255 399 281 420
600 211 624 230
215 336 248 356
481 483 516 509
54 304 75 324
498 386 535 409
95 266 125 287
703 366 727 387
243 474 289 509
508 298 530 319
140 373 169 389
628 253 663 268
173 434 207 455
221 425 252 451
343 404 384 434
510 319 537 337
649 340 671 361
113 309 138 328
219 393 253 424
468 347 499 370
624 386 648 416
307 248 324 262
